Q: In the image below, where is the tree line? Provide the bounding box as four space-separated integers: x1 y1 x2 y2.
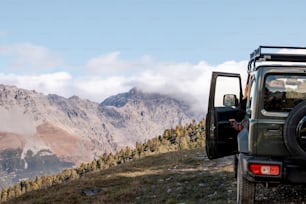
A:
0 119 205 202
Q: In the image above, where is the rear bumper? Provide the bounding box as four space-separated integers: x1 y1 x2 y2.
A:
240 154 306 184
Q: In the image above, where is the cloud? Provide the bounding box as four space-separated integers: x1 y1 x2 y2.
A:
0 106 36 136
278 48 306 54
125 60 248 114
73 76 131 102
0 47 248 117
256 46 306 55
0 72 72 97
85 51 154 76
0 43 64 72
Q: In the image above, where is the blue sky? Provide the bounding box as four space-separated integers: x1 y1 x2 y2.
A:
1 0 306 112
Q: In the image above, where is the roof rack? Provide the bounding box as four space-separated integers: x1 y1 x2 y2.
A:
248 46 306 71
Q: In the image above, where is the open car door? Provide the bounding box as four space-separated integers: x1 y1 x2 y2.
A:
206 72 243 159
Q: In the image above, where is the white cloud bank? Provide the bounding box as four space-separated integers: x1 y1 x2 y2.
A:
0 44 248 117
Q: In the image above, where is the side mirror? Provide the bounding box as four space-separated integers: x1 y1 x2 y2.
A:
223 94 238 107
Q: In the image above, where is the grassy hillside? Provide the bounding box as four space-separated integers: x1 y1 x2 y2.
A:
1 120 206 202
3 119 306 203
5 148 236 204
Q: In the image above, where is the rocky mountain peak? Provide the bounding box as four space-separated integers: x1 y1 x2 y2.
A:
100 87 141 108
128 87 141 96
100 87 191 111
0 84 37 101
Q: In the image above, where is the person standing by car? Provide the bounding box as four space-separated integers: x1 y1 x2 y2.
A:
229 84 249 152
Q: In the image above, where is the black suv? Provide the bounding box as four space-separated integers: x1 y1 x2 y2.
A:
205 46 306 203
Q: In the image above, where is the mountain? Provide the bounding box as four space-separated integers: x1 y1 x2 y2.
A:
99 88 196 147
0 85 197 188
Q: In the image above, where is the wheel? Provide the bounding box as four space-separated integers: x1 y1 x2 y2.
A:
237 154 255 204
284 100 306 158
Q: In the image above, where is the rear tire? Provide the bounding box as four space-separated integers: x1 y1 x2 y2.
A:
284 100 306 158
237 155 255 204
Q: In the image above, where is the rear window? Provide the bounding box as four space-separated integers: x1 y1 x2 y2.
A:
264 74 306 112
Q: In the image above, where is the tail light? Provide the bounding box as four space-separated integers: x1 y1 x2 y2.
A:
249 163 280 176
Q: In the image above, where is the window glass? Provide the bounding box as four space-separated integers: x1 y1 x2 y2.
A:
214 76 240 107
264 74 306 112
247 78 255 109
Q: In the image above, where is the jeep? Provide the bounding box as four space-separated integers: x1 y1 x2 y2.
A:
205 46 306 203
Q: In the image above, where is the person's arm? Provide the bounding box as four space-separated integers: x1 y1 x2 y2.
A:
229 119 243 131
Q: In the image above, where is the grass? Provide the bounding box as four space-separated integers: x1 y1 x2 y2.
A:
6 148 237 204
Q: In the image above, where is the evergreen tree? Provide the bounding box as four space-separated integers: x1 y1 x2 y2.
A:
14 184 22 197
7 186 15 200
136 142 143 158
0 188 7 202
35 176 43 188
